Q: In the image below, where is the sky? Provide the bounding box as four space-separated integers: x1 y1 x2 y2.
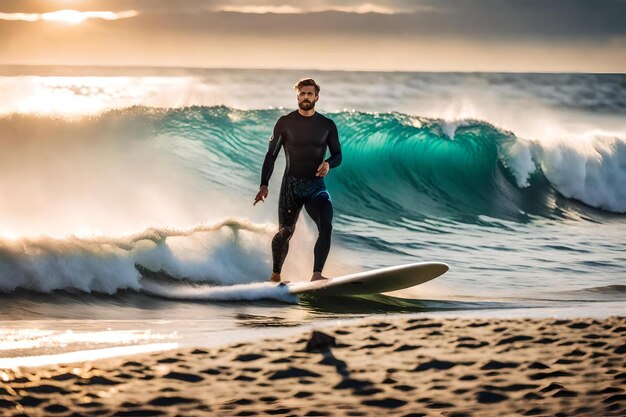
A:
1 0 625 72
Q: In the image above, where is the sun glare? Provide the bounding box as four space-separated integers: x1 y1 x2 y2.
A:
43 9 86 24
0 76 192 117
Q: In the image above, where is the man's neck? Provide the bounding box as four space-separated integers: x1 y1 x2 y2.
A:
297 109 316 117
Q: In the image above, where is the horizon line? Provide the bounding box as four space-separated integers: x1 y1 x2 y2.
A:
0 63 624 76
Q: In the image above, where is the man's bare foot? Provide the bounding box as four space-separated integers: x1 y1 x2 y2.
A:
310 272 329 282
270 273 281 283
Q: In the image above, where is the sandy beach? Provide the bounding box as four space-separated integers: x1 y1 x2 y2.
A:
1 315 624 417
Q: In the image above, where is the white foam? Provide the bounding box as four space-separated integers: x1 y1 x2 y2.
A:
460 115 626 212
440 119 469 140
538 133 626 213
141 280 297 303
500 137 537 188
499 130 626 212
0 219 278 294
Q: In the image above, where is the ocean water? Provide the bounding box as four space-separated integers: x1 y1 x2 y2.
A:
0 66 624 366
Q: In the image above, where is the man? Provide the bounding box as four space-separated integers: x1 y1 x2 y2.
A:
253 78 342 283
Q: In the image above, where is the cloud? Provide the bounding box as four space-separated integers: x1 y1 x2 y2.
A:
218 5 303 14
216 3 414 14
0 10 139 23
0 1 419 14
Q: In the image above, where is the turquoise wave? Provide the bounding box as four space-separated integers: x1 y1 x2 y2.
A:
3 106 618 225
152 106 616 224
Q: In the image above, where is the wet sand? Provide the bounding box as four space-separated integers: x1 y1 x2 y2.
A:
1 316 625 416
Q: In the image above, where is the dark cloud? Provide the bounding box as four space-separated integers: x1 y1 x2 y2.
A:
425 0 626 39
1 0 625 40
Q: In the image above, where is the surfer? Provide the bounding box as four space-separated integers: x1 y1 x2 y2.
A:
253 79 342 283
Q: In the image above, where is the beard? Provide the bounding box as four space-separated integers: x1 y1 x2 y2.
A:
298 100 315 111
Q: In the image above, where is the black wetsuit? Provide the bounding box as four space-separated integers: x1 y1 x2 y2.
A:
261 110 342 274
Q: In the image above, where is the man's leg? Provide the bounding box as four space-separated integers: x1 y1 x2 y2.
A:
270 180 302 282
304 192 333 281
271 223 297 281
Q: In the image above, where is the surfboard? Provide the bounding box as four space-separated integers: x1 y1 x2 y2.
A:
286 262 448 296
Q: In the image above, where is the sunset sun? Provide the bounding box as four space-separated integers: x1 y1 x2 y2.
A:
43 10 87 24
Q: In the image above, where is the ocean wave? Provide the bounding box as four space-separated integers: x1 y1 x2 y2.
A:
1 106 624 230
552 285 626 302
0 219 276 294
328 111 626 219
146 106 626 217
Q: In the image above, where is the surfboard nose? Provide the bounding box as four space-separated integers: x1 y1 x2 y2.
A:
430 262 449 277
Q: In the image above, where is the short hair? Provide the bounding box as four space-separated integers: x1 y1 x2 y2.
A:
294 78 320 95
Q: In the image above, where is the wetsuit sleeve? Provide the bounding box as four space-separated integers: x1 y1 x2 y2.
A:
325 120 342 168
260 118 284 187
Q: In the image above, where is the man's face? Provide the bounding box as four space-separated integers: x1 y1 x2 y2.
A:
297 86 318 111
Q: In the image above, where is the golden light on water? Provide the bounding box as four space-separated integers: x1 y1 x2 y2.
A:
0 329 177 352
0 10 139 24
0 343 179 369
0 328 179 368
0 76 193 116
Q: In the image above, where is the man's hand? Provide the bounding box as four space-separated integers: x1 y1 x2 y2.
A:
254 185 269 206
316 161 330 177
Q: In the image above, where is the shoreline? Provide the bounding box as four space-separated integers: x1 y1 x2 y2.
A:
3 301 626 369
2 315 625 416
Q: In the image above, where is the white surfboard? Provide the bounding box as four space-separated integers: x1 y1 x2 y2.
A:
287 262 448 296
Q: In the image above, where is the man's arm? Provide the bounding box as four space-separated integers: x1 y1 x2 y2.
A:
325 120 342 168
260 118 285 187
255 118 284 205
316 119 342 178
